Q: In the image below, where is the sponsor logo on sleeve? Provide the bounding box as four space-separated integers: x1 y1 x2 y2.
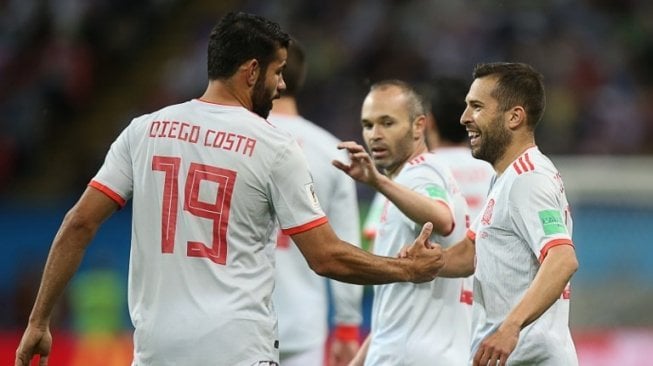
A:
425 185 447 200
538 209 568 235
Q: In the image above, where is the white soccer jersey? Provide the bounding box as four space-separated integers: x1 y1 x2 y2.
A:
89 99 327 366
434 146 494 220
469 146 577 365
362 192 386 242
365 152 471 366
267 113 363 355
434 146 494 307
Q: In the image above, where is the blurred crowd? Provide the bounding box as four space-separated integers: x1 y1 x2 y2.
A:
1 0 653 198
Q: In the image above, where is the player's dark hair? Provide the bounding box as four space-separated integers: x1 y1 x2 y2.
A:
429 77 469 143
369 79 427 122
281 39 307 97
207 12 291 80
473 62 546 129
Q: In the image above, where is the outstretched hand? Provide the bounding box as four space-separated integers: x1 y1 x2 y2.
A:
332 141 382 188
15 325 52 366
402 222 445 283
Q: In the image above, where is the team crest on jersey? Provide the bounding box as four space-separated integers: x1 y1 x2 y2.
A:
304 183 320 209
481 198 495 225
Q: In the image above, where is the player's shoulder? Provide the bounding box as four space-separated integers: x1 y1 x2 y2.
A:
405 152 452 174
507 146 558 177
508 148 563 199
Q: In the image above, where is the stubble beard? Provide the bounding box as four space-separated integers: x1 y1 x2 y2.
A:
472 115 512 165
252 75 273 119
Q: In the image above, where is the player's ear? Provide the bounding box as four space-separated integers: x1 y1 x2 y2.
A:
507 106 526 130
413 114 427 141
241 59 260 87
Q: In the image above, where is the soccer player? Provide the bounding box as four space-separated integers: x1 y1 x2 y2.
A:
268 40 363 366
425 77 494 221
433 62 579 365
334 80 471 365
14 12 446 366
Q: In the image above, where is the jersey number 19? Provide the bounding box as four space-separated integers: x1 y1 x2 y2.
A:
152 155 237 265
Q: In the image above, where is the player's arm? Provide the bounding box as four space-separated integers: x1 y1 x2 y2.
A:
333 141 452 235
15 187 119 366
439 234 476 277
292 222 444 285
373 174 453 235
473 245 578 365
399 234 476 277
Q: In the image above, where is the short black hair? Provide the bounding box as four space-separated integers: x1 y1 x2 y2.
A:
473 62 546 129
207 12 291 80
428 77 469 143
281 38 307 97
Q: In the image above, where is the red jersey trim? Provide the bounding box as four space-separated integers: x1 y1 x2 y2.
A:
466 229 476 242
333 325 360 342
539 238 574 263
281 216 328 236
88 180 126 208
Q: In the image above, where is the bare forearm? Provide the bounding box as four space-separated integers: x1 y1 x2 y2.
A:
312 240 413 284
28 188 118 326
29 214 98 326
438 237 476 277
294 222 442 285
502 246 578 330
374 175 452 234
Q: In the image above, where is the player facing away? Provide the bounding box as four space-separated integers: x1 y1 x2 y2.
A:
14 12 447 366
334 80 471 366
268 40 363 366
424 62 579 366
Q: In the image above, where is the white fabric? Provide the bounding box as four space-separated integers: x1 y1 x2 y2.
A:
434 146 494 220
91 99 326 366
434 146 494 310
365 152 471 366
470 146 577 365
268 113 363 357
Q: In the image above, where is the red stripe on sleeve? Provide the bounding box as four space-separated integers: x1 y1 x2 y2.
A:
281 216 328 236
519 157 529 172
539 239 574 263
89 180 126 208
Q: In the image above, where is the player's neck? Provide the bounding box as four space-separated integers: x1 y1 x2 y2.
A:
387 143 428 179
494 135 536 175
199 80 253 110
270 97 299 116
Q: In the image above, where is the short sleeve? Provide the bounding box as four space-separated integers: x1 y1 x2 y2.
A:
270 141 326 234
397 164 452 231
508 173 573 261
89 123 134 207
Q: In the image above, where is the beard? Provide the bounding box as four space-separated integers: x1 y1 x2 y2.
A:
472 114 512 164
251 75 274 119
371 128 415 176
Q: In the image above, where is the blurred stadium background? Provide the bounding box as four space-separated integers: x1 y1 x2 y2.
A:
1 0 652 364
